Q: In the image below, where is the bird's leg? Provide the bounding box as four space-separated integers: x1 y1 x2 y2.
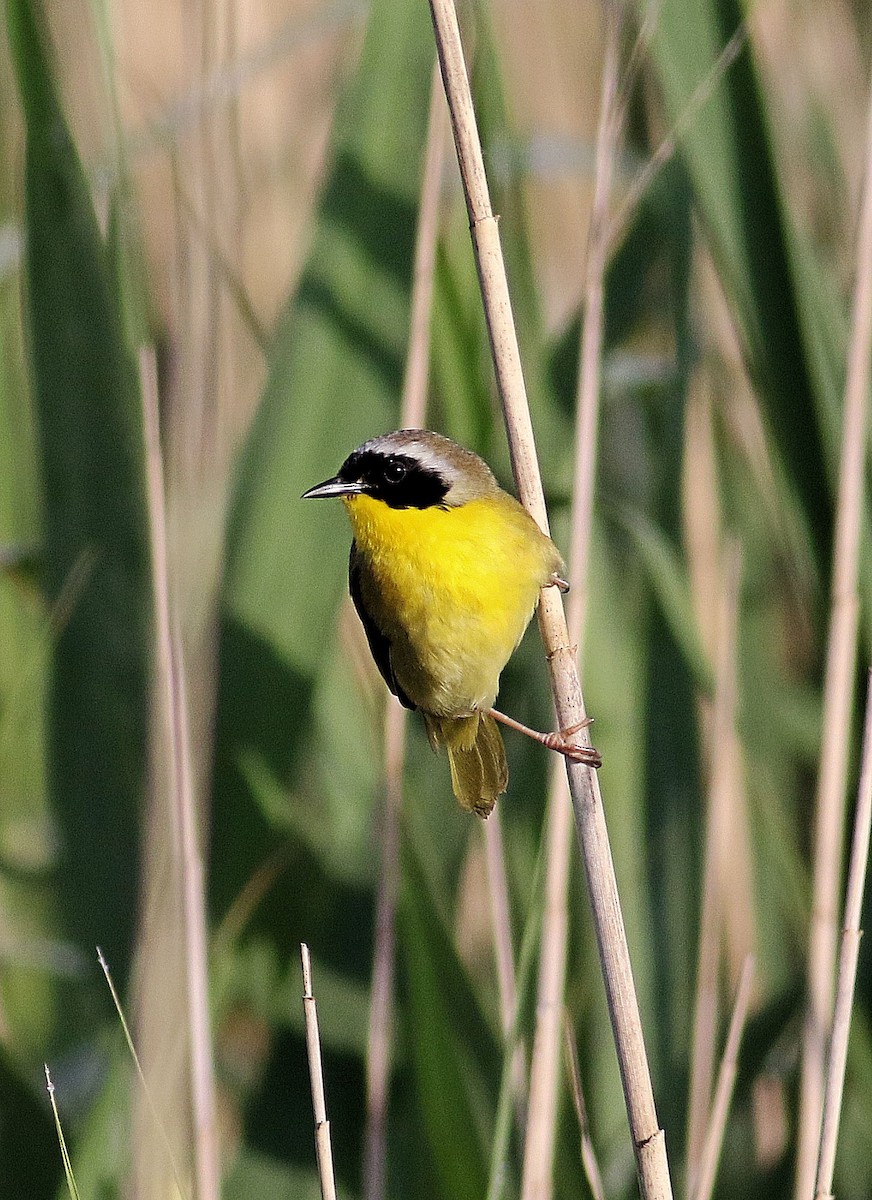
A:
547 572 571 593
485 708 602 768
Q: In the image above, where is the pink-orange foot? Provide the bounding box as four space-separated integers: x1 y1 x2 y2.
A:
486 709 602 768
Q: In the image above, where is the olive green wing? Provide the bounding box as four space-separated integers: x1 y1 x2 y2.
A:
348 541 415 711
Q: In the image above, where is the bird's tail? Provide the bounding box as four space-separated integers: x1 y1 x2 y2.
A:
424 711 508 818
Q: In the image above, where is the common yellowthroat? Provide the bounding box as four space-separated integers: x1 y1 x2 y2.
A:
303 430 600 817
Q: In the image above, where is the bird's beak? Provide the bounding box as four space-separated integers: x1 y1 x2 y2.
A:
301 476 366 500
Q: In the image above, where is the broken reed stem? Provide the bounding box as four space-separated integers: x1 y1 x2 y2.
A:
521 3 623 1195
363 64 446 1200
428 2 673 1196
795 77 872 1200
814 671 872 1200
693 955 754 1200
301 945 339 1200
687 543 741 1184
140 348 219 1200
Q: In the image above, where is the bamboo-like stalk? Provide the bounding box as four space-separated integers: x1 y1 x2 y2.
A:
301 944 339 1200
687 543 741 1184
363 63 446 1200
692 955 755 1200
140 348 219 1200
795 78 872 1200
814 671 872 1200
521 3 623 1195
427 3 673 1196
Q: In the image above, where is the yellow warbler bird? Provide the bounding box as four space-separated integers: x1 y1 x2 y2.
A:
303 430 600 817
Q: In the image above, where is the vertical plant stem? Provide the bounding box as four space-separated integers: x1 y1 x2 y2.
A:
687 543 741 1185
693 955 755 1200
363 62 446 1200
141 349 219 1200
521 4 622 1193
301 944 339 1200
428 3 673 1196
796 78 872 1200
814 671 872 1200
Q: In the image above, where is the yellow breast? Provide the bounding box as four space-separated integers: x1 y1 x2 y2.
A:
343 491 562 715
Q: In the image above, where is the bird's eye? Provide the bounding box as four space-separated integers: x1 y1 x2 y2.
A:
383 458 408 485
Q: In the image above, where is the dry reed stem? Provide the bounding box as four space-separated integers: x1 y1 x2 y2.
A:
428 2 673 1195
684 274 757 995
814 671 872 1199
687 543 741 1182
140 348 219 1200
401 63 448 431
795 78 872 1200
363 65 446 1200
563 1014 607 1200
521 4 623 1194
301 944 339 1200
692 955 754 1200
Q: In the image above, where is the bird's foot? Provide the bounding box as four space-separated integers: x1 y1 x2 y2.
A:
486 709 601 768
547 572 571 593
539 720 602 767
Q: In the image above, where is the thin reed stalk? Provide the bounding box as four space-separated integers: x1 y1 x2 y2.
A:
687 543 741 1184
363 63 446 1200
427 3 673 1195
563 1015 607 1200
140 348 219 1200
301 944 339 1200
814 671 872 1199
607 25 746 254
363 699 405 1200
98 948 189 1198
45 1066 81 1200
521 4 622 1193
795 77 872 1200
483 805 528 1127
692 955 754 1200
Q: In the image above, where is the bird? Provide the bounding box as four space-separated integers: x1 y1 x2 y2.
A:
302 430 601 817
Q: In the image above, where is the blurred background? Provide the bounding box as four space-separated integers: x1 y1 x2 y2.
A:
2 0 872 1197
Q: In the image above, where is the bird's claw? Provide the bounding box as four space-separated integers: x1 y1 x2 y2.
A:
542 719 602 768
548 573 571 593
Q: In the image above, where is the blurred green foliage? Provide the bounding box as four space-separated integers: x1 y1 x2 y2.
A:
1 0 871 1197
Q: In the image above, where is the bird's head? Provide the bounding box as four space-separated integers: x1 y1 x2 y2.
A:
301 429 500 510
